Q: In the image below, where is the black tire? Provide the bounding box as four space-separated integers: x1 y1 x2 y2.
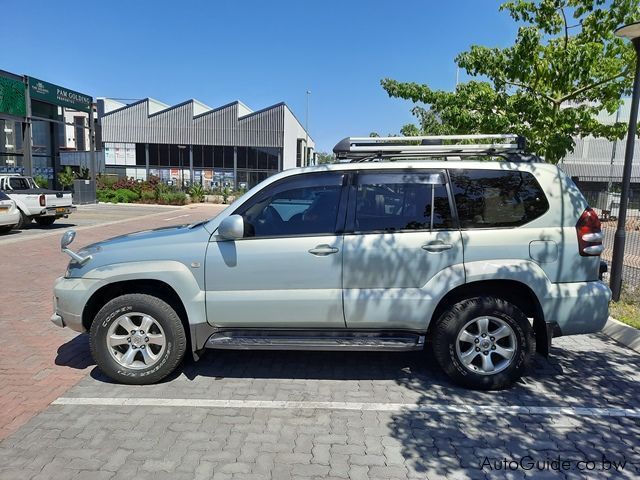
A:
35 217 56 227
89 293 187 385
0 225 13 234
15 210 31 230
432 296 535 390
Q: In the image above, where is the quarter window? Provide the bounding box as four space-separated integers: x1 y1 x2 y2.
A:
354 172 453 232
449 169 549 228
236 174 344 238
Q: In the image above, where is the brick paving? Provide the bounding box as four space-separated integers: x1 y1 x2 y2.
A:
0 203 225 440
0 202 639 478
0 335 639 479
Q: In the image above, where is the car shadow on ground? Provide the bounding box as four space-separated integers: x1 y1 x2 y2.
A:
54 334 95 370
22 222 77 231
67 333 640 411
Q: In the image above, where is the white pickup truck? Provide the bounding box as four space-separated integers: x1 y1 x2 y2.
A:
0 174 76 228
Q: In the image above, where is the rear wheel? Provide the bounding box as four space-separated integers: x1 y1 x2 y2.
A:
34 217 56 227
15 211 31 230
432 296 534 390
90 294 187 385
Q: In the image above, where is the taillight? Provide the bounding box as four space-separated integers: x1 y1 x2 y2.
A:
39 194 46 207
576 207 603 256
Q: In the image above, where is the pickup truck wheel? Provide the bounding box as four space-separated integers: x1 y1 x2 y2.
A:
16 211 31 230
90 294 187 385
432 296 534 390
34 217 55 227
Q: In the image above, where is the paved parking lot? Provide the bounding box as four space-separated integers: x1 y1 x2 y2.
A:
0 202 639 479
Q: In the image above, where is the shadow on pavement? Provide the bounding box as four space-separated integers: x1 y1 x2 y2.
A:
54 334 95 370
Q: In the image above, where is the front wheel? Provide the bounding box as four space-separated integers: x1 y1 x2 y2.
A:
90 294 187 384
432 296 534 390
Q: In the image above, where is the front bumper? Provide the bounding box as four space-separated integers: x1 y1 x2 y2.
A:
542 280 611 336
51 276 101 332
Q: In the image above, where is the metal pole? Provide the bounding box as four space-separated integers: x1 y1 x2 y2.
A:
23 77 33 177
89 105 96 180
305 90 310 166
610 38 640 300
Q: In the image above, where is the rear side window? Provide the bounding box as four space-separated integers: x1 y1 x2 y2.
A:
450 169 549 228
353 172 453 232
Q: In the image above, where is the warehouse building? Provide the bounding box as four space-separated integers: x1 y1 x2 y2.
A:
559 98 640 197
98 97 315 189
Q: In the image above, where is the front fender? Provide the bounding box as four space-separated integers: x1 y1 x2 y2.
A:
82 260 206 332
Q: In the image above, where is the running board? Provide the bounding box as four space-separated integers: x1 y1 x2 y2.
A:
205 330 425 352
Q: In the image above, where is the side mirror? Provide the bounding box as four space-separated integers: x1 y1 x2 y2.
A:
61 230 76 249
218 215 244 240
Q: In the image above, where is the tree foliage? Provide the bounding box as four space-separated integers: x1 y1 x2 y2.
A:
382 0 640 162
316 151 336 164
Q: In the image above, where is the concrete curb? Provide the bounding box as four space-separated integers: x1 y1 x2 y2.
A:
602 316 640 354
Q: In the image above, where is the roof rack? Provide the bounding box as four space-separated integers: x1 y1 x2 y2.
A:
333 134 530 162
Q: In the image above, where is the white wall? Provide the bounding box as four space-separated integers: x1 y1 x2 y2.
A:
283 106 314 170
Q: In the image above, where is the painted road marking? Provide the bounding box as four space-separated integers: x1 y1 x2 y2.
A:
164 214 191 221
51 397 640 418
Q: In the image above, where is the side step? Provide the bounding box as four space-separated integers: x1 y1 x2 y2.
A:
205 330 425 352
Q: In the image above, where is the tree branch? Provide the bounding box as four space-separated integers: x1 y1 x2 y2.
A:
498 78 558 105
557 69 631 103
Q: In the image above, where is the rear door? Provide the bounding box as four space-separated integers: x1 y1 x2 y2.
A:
342 170 464 330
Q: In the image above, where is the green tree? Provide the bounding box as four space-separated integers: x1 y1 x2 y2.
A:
381 0 639 163
57 166 75 190
316 151 336 164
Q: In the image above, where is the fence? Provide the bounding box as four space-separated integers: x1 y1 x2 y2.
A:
580 188 640 288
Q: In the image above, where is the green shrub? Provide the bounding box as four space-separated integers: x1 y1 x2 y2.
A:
113 188 140 203
140 190 156 203
158 192 187 205
97 188 116 202
34 175 49 189
189 183 205 203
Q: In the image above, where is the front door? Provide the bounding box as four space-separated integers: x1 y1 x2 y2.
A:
205 172 347 328
342 170 464 330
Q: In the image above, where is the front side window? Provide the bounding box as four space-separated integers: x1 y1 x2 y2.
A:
450 169 549 228
354 172 453 232
236 174 344 238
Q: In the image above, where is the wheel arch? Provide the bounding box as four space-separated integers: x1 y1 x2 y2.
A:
428 279 548 354
82 279 192 351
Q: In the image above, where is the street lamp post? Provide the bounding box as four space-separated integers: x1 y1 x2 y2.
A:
610 22 640 301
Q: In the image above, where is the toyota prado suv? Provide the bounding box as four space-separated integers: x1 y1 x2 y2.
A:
51 134 611 390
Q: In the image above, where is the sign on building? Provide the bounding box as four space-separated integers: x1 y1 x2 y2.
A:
27 76 92 112
0 76 26 117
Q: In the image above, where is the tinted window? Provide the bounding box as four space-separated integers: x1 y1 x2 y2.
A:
0 191 9 200
450 169 549 228
354 172 452 232
237 174 344 238
9 177 31 190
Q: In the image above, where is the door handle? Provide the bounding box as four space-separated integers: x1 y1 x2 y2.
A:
308 244 339 256
421 243 453 253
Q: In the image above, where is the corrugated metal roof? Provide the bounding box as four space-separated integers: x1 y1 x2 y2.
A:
101 98 287 147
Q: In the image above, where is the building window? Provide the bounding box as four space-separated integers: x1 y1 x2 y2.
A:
223 146 234 169
193 145 203 168
135 144 146 166
74 116 86 151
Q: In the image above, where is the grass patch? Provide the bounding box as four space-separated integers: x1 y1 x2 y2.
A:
610 285 640 329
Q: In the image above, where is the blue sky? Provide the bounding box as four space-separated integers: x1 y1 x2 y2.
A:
2 0 518 152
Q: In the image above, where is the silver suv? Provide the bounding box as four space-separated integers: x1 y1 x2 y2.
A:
51 135 611 390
